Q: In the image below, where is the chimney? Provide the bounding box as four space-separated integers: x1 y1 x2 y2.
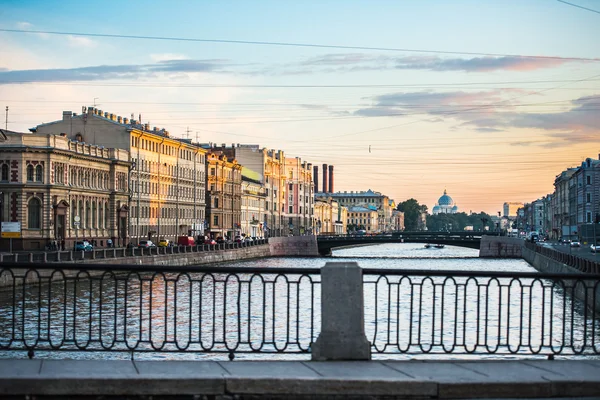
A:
328 165 334 193
123 117 128 124
62 111 72 121
313 165 318 192
322 164 328 193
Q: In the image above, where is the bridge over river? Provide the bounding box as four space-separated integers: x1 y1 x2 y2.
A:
317 231 502 255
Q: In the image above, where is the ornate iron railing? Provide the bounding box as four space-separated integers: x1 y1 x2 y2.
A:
0 264 320 358
0 264 599 358
362 269 600 356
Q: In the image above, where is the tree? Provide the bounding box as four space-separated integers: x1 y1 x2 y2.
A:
397 199 428 231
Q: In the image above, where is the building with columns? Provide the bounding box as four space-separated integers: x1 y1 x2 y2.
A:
314 198 347 235
32 107 207 244
0 130 130 250
205 152 242 239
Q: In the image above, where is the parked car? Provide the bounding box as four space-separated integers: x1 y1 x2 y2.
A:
157 239 171 248
244 236 254 243
138 240 156 249
177 236 196 246
216 236 226 244
570 240 581 248
74 241 93 251
591 244 598 253
204 238 217 245
234 235 243 244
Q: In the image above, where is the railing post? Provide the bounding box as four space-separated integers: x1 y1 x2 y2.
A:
312 262 371 361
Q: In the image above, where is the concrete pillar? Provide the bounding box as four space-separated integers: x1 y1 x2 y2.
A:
311 262 371 360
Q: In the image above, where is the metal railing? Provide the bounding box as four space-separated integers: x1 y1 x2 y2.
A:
0 264 599 358
362 268 600 356
0 239 269 264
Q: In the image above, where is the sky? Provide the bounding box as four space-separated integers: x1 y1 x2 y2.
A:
1 0 599 215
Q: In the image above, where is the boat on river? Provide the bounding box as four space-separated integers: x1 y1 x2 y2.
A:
424 244 432 248
435 244 445 249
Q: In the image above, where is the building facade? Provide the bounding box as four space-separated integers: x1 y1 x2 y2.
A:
284 157 315 235
0 130 130 250
314 198 347 235
33 107 207 244
347 205 379 233
503 202 524 218
206 152 242 239
241 168 266 238
315 189 394 232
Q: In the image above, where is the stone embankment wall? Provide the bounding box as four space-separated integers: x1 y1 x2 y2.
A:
479 236 523 258
522 245 600 312
268 235 319 257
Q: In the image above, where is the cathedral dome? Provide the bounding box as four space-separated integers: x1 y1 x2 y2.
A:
437 189 454 206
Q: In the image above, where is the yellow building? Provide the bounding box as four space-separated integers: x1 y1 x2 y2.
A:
347 206 379 233
33 107 208 244
314 198 347 235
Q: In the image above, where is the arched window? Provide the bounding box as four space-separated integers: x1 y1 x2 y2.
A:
85 201 91 228
99 203 104 229
78 200 84 228
26 165 34 182
104 202 109 228
71 202 77 227
35 165 43 182
1 164 8 181
28 198 41 229
92 202 97 228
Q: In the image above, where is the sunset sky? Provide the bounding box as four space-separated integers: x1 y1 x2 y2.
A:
1 0 599 214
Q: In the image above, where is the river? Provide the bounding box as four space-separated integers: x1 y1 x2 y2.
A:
0 243 598 360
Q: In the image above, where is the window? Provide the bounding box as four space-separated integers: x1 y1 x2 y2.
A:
85 202 91 228
587 176 592 185
35 165 43 182
26 165 34 182
28 198 41 229
99 204 104 229
587 193 592 203
71 203 77 227
92 202 97 228
1 164 8 181
289 206 293 213
213 215 219 226
587 212 592 223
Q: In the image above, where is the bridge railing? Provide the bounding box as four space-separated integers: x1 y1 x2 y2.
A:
0 263 598 359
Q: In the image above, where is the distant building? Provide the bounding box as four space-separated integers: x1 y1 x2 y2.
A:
503 202 523 217
314 198 347 235
347 205 379 234
432 189 459 215
315 189 395 232
241 168 266 238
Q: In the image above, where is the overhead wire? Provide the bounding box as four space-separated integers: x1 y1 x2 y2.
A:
1 28 598 61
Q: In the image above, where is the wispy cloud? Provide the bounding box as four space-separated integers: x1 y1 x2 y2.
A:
0 59 232 84
67 35 98 48
294 53 584 73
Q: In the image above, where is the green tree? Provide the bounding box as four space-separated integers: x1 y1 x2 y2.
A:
397 199 428 231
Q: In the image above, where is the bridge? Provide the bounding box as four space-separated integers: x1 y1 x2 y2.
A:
316 231 500 256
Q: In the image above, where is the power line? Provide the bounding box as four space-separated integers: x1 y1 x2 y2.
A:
557 0 600 14
4 79 600 88
1 28 598 62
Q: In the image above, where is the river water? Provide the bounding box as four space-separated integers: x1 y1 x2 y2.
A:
1 243 599 360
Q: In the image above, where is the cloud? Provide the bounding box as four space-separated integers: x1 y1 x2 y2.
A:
16 22 33 29
292 53 585 74
67 35 98 48
475 127 504 133
0 59 233 84
353 90 510 117
150 53 189 62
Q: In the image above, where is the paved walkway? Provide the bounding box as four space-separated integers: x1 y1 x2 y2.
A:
1 359 600 399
